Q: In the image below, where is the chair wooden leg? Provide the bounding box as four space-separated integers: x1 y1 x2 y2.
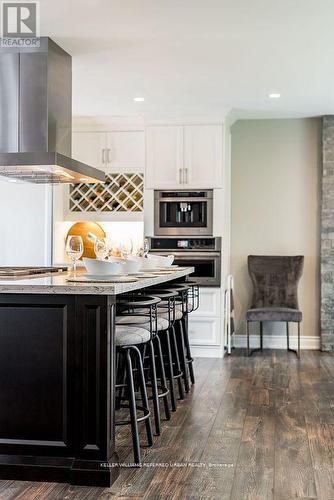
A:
247 320 263 356
287 321 300 358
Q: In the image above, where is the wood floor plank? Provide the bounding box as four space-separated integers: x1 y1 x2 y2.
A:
274 401 318 499
1 352 334 499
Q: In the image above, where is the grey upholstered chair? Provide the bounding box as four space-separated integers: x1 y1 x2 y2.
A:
246 255 304 357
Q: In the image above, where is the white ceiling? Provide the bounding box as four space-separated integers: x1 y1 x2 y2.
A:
39 0 334 119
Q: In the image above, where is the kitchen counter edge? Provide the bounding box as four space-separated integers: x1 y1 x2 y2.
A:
0 267 195 295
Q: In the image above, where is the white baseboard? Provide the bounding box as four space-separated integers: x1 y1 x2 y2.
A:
191 345 224 358
233 334 320 350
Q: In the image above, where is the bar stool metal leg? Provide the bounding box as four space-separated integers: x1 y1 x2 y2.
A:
170 326 184 400
247 320 250 356
182 315 195 385
154 335 171 421
147 339 161 436
176 320 190 393
125 348 141 464
164 329 177 411
133 346 153 446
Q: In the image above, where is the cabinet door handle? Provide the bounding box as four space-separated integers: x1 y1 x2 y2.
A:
184 168 188 184
179 168 183 184
107 148 111 163
102 148 106 164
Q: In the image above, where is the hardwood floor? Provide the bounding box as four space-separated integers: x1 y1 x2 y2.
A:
0 350 334 499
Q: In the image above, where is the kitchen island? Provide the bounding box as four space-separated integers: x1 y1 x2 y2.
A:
0 267 194 486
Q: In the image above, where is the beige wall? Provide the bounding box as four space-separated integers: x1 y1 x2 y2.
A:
231 118 321 338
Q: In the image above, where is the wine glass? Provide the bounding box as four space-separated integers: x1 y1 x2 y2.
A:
120 238 133 259
94 238 109 260
66 235 83 275
143 238 150 257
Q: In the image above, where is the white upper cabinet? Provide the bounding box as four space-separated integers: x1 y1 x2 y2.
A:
72 130 145 174
72 132 107 171
145 124 223 189
145 126 184 188
184 125 223 188
106 131 145 172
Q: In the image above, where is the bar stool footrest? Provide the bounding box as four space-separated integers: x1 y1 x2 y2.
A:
115 404 151 426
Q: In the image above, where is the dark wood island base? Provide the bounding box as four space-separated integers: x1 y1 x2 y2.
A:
0 293 119 487
0 266 194 486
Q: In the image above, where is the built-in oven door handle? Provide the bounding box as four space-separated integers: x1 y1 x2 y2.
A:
152 252 220 258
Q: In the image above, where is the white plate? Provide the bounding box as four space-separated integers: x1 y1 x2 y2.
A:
67 275 138 283
84 273 128 279
158 265 179 270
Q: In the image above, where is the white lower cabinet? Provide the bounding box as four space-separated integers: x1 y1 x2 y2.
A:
188 317 220 346
188 287 222 357
190 287 221 317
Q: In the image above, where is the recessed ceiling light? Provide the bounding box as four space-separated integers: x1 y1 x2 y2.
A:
269 93 281 99
8 179 17 183
133 97 145 102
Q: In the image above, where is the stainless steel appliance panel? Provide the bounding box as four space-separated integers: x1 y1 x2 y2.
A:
0 53 19 152
19 53 48 152
148 237 221 286
154 190 213 236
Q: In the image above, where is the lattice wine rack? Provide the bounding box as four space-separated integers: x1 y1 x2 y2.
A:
69 173 144 212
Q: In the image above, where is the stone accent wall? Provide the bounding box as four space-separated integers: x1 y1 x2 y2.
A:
321 116 334 351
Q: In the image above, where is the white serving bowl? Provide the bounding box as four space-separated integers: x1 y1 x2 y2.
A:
130 256 158 271
147 254 174 267
122 259 141 274
83 257 123 276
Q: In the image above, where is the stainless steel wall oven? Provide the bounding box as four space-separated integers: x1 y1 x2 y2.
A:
148 237 221 287
154 190 213 236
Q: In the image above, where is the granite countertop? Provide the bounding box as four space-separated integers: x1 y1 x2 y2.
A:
0 267 195 295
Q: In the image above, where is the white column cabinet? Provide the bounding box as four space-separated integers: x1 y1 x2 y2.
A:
145 126 184 188
184 125 223 188
145 124 223 189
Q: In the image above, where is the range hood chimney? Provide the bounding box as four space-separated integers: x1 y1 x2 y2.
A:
0 38 105 184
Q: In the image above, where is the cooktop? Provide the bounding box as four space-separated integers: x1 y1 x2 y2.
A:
0 266 68 277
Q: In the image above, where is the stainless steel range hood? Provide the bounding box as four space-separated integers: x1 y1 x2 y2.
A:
0 38 105 184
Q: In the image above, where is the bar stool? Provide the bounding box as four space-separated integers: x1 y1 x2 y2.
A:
116 295 170 437
115 324 153 465
145 288 185 411
164 282 198 390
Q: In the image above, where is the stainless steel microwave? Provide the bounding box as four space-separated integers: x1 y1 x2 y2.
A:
154 190 213 236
